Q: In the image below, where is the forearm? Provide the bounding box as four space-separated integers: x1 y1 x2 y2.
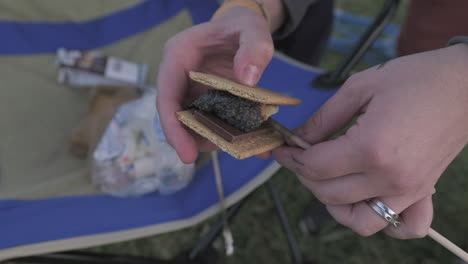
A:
216 0 316 36
263 0 286 32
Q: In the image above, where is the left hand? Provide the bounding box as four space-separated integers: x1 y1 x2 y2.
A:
273 44 468 239
156 7 274 163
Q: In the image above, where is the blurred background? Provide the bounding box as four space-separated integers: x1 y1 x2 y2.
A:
1 0 468 263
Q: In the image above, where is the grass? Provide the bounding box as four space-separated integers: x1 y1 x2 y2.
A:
14 1 468 263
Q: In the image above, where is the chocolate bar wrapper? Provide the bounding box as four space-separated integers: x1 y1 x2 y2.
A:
55 48 148 88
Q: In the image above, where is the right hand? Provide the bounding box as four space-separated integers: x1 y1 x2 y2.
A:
156 7 274 163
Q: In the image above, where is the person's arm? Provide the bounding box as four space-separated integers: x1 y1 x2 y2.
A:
263 0 286 32
218 0 318 36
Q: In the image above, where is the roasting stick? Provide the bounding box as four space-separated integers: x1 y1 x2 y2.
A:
269 119 468 262
211 151 234 256
428 229 468 262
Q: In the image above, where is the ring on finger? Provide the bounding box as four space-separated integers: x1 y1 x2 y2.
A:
366 199 401 228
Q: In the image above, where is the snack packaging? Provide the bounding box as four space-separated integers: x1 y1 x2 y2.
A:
55 48 148 89
92 89 195 197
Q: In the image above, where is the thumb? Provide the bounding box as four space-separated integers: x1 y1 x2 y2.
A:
296 75 372 144
233 27 274 86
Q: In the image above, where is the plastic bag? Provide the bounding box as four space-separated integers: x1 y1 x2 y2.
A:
92 89 194 197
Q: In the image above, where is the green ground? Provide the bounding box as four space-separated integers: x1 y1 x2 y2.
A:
23 1 468 263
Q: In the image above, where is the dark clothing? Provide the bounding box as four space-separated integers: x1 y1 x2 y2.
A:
397 0 468 56
448 36 468 46
273 0 318 39
274 0 334 66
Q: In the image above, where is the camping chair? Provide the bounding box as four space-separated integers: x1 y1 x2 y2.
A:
0 0 399 263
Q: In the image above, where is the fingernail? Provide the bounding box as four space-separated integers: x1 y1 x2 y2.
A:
242 65 259 86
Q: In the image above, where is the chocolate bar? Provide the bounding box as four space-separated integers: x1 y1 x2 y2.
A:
193 110 270 142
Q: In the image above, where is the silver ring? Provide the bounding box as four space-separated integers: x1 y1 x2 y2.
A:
366 199 400 228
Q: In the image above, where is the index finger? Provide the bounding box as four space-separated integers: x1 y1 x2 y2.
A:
273 135 362 180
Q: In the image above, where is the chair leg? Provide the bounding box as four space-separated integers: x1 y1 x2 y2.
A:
267 180 304 264
12 251 175 264
188 200 245 260
313 0 400 89
190 181 305 264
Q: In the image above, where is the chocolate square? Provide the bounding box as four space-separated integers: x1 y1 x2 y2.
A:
193 110 270 142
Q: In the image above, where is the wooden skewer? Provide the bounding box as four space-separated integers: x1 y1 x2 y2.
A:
270 119 468 262
428 228 468 262
269 119 311 149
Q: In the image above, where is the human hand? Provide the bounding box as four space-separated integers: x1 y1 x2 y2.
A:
156 6 275 164
274 44 468 239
